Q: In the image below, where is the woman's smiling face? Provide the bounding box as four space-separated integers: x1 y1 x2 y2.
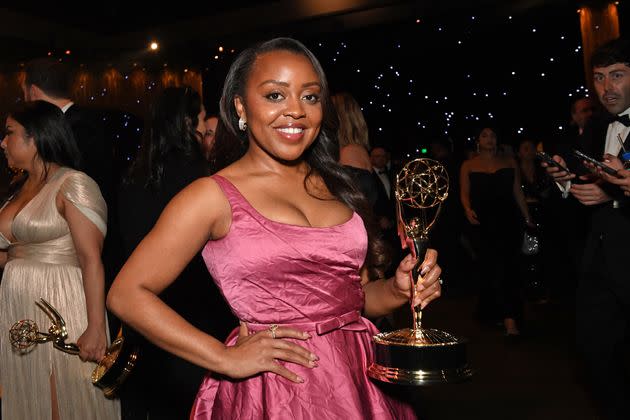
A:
235 49 323 162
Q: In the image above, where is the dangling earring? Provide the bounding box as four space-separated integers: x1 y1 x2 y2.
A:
476 143 480 153
238 117 247 131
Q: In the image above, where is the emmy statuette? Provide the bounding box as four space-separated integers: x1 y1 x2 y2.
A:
9 297 138 398
367 158 473 385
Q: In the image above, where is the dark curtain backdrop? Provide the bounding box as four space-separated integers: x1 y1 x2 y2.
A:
0 67 202 121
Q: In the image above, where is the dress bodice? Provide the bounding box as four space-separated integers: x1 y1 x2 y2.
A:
0 168 106 266
0 167 117 420
201 175 368 325
469 167 518 221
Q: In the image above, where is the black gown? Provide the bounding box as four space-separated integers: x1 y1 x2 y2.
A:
343 166 400 276
117 154 237 420
468 167 523 323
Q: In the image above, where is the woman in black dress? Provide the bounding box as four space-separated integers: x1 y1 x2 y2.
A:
117 87 236 419
460 126 534 337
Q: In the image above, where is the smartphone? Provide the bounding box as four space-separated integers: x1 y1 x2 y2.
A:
571 149 620 177
536 151 571 174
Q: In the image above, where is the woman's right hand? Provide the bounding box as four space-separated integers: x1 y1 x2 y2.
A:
219 322 318 383
465 208 480 225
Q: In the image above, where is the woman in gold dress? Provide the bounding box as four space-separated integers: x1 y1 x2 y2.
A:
0 100 119 419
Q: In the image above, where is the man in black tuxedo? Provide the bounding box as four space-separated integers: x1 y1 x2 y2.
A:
21 59 113 199
370 147 394 198
22 58 122 336
541 96 597 300
544 38 630 420
370 146 398 254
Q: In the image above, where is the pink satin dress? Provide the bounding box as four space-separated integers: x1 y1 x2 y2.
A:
191 175 415 419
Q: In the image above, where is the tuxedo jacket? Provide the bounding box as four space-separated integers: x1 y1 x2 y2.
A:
573 115 630 304
65 104 114 202
65 104 123 323
372 168 396 224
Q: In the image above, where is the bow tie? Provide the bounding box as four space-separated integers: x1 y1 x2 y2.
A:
613 114 630 127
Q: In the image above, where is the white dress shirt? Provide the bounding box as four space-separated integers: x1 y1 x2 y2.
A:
557 108 630 201
61 101 74 114
604 112 630 156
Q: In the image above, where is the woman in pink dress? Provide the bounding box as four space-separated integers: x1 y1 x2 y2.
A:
107 37 442 419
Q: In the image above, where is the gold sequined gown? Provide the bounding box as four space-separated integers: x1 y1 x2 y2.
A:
0 167 120 420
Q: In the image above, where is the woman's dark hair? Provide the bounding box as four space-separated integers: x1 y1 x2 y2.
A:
219 37 389 278
475 124 500 142
127 86 206 189
9 100 81 178
516 136 537 150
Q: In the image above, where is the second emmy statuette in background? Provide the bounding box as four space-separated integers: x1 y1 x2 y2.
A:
9 297 138 398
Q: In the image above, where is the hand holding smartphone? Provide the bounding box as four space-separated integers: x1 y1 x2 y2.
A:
536 151 571 173
571 149 620 177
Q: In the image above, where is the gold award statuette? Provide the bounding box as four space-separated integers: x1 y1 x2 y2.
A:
367 158 473 385
9 297 138 398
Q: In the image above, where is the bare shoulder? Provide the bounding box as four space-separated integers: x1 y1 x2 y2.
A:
341 143 369 155
159 176 232 239
174 176 226 205
460 158 473 172
340 144 372 170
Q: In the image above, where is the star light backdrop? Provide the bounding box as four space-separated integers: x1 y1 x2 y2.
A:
177 2 628 160
304 5 610 159
1 2 627 166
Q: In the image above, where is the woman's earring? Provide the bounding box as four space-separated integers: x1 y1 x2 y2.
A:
238 117 247 131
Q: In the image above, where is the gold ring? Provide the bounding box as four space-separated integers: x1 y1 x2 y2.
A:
269 324 278 339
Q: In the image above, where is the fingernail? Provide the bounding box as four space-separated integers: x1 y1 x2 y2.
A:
420 266 429 276
303 332 311 339
310 353 319 361
296 376 304 383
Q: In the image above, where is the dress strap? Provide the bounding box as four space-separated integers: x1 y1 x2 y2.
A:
211 174 245 207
